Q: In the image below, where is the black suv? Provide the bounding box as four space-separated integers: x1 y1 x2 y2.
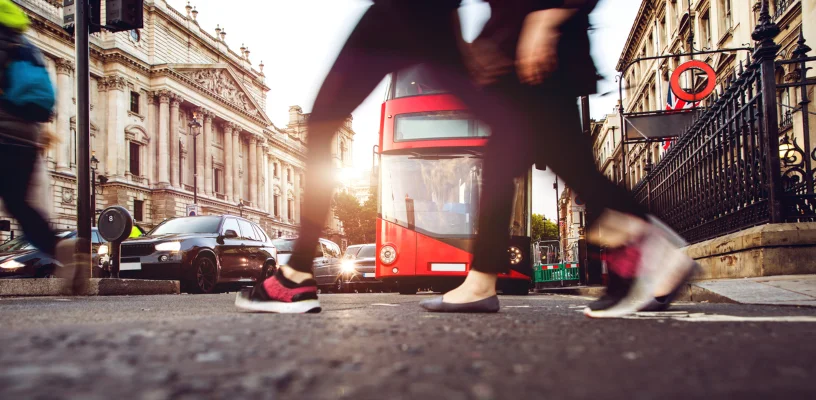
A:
119 215 277 293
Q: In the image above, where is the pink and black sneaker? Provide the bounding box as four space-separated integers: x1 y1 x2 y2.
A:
235 268 321 313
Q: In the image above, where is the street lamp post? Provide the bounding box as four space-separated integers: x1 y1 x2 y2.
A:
188 112 202 204
90 153 99 226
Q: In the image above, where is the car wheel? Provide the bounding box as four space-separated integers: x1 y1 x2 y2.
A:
191 255 219 294
37 265 57 279
261 261 277 280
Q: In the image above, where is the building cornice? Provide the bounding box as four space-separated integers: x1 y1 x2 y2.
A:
617 0 656 72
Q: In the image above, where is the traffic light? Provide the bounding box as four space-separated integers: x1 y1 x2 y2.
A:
63 0 103 35
106 0 144 32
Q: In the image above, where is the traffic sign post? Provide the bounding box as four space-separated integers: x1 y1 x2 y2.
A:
63 1 143 286
97 206 134 279
186 204 201 216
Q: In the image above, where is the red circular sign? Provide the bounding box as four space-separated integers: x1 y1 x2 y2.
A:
669 60 717 102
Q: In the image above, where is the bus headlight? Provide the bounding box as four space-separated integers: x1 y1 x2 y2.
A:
379 245 397 265
508 246 522 265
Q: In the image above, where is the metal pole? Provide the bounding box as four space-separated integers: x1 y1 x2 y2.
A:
75 0 92 280
554 178 560 261
91 167 96 227
193 133 198 204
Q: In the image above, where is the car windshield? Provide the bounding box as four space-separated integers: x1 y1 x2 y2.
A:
344 246 361 258
272 239 296 253
0 231 73 253
357 245 376 258
381 151 527 238
0 237 31 252
149 216 221 236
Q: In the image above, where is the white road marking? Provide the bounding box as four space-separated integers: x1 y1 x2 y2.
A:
371 303 399 307
505 305 530 308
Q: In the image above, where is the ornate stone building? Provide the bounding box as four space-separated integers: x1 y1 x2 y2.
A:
0 0 354 241
612 0 814 189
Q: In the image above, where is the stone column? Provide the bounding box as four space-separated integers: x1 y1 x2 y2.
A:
232 128 241 202
55 59 74 173
257 141 265 211
157 91 171 186
203 111 214 196
169 95 182 188
147 94 158 185
224 123 234 202
248 136 258 206
280 162 289 223
267 156 275 214
294 168 301 223
105 76 126 177
194 111 205 195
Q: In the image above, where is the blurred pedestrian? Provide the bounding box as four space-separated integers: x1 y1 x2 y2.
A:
0 0 79 290
236 0 479 313
419 0 698 317
236 0 697 317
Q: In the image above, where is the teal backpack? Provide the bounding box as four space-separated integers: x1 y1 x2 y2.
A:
1 36 55 122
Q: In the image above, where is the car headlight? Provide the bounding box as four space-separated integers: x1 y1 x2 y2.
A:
155 242 181 252
0 259 24 269
341 260 356 273
379 245 397 265
98 244 109 255
508 246 523 265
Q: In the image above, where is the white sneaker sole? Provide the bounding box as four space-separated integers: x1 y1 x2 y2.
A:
584 216 695 319
234 292 321 313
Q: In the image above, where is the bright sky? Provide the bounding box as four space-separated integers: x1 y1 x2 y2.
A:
169 0 640 220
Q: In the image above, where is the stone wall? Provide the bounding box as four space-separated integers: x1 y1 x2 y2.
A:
684 223 816 279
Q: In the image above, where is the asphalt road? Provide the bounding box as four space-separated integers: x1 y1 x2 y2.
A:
1 293 815 400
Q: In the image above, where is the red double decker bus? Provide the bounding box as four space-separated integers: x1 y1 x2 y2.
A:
374 65 532 295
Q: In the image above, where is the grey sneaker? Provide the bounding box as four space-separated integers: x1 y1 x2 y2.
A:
584 216 696 318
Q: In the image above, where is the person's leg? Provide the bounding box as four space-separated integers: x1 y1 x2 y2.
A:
236 6 413 313
0 145 58 256
285 8 412 280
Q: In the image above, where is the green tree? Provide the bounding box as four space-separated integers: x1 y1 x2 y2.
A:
358 187 377 244
333 187 378 245
531 214 558 243
333 191 364 244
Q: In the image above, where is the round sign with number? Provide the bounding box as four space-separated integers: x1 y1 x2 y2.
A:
670 60 717 103
97 206 134 243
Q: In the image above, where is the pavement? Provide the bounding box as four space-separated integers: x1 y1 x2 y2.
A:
537 274 816 307
2 292 816 399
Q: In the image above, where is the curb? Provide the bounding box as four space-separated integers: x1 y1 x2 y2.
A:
535 283 738 304
0 278 179 297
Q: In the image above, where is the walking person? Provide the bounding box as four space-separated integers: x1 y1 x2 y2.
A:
0 0 79 290
235 0 489 313
419 0 698 317
236 0 697 317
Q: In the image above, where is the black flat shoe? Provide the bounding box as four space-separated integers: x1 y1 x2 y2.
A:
419 295 500 313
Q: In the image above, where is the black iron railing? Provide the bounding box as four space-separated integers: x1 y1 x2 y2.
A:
633 3 814 243
774 0 792 19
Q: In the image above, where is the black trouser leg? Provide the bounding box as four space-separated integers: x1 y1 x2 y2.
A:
287 8 411 274
0 145 58 256
469 83 647 274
